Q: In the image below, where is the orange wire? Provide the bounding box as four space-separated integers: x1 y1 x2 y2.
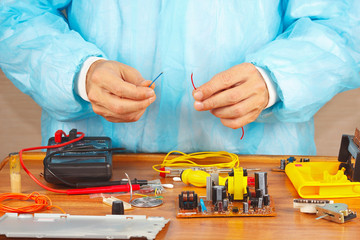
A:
0 192 66 214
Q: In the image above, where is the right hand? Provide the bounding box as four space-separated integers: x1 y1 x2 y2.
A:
86 60 156 122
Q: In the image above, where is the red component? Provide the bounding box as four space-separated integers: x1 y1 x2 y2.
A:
159 167 166 178
66 184 140 195
247 176 255 186
54 130 64 143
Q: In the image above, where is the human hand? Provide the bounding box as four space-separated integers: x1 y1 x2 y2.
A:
192 63 269 129
86 60 156 122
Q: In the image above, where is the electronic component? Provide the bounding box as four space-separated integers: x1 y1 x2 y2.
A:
44 131 113 185
280 159 286 170
293 199 333 213
179 191 198 210
243 202 249 213
255 172 268 196
315 203 357 223
112 200 125 215
177 168 276 218
227 168 248 201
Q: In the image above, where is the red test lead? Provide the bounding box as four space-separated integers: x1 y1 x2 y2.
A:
18 130 138 195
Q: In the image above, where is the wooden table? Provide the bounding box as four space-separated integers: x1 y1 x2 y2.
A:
0 153 359 240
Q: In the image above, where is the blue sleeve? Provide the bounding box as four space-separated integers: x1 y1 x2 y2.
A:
246 0 360 123
0 0 105 121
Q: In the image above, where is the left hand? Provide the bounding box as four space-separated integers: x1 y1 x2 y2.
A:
192 63 269 129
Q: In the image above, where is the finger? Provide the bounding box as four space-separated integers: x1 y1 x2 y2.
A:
104 91 156 115
99 72 155 100
220 110 261 129
140 80 156 90
119 63 147 85
193 64 255 101
210 96 258 119
92 104 146 123
194 82 254 111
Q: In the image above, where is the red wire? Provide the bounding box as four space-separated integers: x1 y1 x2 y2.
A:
240 127 244 140
191 73 245 140
191 73 197 90
18 132 85 194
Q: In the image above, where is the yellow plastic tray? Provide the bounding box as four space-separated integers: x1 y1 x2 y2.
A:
285 162 360 198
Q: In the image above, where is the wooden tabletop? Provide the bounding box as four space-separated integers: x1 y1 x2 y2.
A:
0 153 359 240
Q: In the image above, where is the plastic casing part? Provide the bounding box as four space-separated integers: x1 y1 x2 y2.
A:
285 162 360 198
0 213 169 240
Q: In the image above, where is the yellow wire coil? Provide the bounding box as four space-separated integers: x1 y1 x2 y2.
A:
152 150 239 173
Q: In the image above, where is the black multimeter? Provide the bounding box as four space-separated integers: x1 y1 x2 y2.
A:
44 133 113 185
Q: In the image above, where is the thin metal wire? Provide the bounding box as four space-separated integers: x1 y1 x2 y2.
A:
124 173 133 203
149 72 163 87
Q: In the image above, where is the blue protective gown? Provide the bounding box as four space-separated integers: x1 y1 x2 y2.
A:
1 0 360 154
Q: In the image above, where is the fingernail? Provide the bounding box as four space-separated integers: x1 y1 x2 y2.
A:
193 91 203 101
146 89 155 98
149 96 156 103
194 101 204 110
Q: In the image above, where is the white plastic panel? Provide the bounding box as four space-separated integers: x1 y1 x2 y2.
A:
0 213 169 240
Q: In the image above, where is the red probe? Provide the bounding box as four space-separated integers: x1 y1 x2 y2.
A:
19 130 139 195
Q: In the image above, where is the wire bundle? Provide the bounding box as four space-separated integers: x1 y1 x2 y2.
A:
0 192 65 214
152 150 239 173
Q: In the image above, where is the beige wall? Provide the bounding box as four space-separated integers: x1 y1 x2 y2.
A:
1 68 359 158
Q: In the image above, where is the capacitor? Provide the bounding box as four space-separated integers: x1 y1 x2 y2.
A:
212 185 226 204
112 200 124 215
223 199 229 211
218 201 223 212
255 172 268 195
251 198 258 209
280 159 286 170
257 197 263 209
243 202 249 213
263 194 270 206
232 207 239 213
256 189 263 198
